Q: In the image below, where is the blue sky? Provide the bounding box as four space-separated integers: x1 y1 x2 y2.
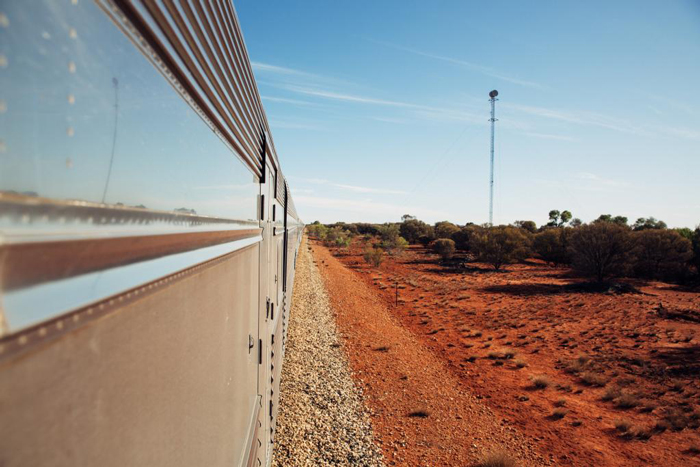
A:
236 1 700 228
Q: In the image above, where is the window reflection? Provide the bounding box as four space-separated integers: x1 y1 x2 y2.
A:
0 0 258 226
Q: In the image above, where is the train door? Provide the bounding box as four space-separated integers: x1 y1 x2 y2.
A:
256 155 277 465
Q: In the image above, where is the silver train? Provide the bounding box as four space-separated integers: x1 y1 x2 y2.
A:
0 1 302 466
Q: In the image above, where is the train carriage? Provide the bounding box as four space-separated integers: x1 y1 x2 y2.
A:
0 1 302 466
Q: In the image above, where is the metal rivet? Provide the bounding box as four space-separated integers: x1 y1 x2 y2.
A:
69 28 77 39
68 61 76 73
68 94 75 104
67 127 74 137
0 13 8 28
0 55 7 68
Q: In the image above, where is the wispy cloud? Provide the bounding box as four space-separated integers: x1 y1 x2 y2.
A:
269 119 325 131
283 85 417 108
261 95 326 107
535 172 629 194
294 195 449 220
505 103 642 134
522 132 576 142
656 126 700 140
291 176 407 195
576 172 628 188
370 116 412 124
251 62 321 80
369 39 545 90
279 84 483 124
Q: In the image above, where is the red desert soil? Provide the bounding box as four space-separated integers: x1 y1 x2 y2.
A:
312 239 700 466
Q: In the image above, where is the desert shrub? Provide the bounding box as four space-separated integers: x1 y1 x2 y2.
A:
434 221 460 239
514 220 537 234
451 225 482 251
470 226 531 271
417 234 434 246
569 222 632 282
632 217 667 231
306 222 328 239
400 219 434 244
432 238 456 260
594 214 629 226
378 224 409 254
355 223 381 236
632 229 692 280
693 227 700 272
363 248 384 267
533 228 572 267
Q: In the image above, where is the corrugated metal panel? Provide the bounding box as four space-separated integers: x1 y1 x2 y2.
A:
100 0 282 177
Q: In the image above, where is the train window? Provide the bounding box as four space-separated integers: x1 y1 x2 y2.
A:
0 0 262 334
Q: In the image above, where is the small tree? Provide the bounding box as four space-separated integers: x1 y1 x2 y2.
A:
400 219 433 244
470 226 531 271
569 223 632 282
632 217 667 231
547 210 572 227
434 221 460 239
560 210 573 225
514 220 537 234
594 214 628 227
306 222 328 240
379 223 408 254
451 225 482 251
533 228 572 267
632 229 692 280
363 247 384 267
432 238 456 260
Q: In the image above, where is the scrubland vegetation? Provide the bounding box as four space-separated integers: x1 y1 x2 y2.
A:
307 211 700 284
308 211 700 465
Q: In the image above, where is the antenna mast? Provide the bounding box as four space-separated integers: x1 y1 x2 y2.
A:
488 90 498 226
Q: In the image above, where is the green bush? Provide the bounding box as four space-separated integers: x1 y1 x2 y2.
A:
306 222 328 240
434 221 460 239
533 228 572 267
451 225 483 251
470 226 531 271
632 229 692 280
432 238 456 260
363 247 384 267
632 217 667 231
569 223 632 282
514 220 537 233
399 219 434 244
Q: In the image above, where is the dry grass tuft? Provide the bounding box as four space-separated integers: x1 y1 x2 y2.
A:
408 409 430 418
614 392 639 409
475 450 517 467
531 375 550 389
580 371 608 387
602 386 621 402
615 418 633 433
514 359 528 369
551 408 568 420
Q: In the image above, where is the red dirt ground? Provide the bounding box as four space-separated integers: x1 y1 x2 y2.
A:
314 239 700 466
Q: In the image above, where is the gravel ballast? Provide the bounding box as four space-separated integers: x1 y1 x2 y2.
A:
272 238 384 467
